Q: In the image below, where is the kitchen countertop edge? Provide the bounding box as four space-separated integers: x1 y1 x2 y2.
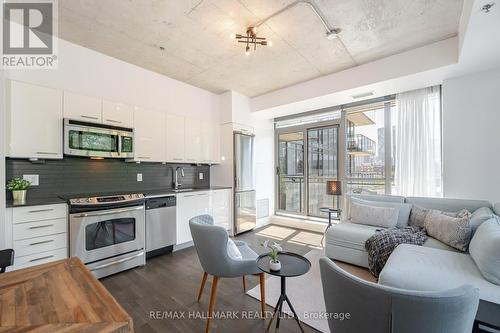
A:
6 187 233 208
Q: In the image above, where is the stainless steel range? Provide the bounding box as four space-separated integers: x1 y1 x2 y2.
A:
67 193 146 278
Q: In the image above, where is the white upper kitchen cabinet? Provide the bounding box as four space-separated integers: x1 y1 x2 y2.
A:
200 121 213 164
165 113 185 162
184 117 201 163
63 91 102 123
102 100 134 128
7 81 63 159
133 107 166 162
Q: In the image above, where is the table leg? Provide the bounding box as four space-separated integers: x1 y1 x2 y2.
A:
267 295 282 331
321 211 333 245
276 277 286 329
284 295 305 333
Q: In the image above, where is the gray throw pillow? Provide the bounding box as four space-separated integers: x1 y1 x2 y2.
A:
424 209 472 251
469 218 500 285
409 205 467 229
470 207 496 235
409 205 429 228
351 197 411 228
350 201 399 228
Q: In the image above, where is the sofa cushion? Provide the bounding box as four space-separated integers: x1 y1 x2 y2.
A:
423 237 460 253
325 222 381 268
326 222 380 252
405 197 491 213
469 218 500 285
470 207 496 235
494 202 500 216
379 244 500 304
424 209 472 251
350 201 399 228
351 197 411 228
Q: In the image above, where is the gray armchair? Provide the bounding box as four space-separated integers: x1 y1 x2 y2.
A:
189 215 265 333
319 257 479 333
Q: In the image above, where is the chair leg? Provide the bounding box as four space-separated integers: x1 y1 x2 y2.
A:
242 275 246 291
198 272 208 301
259 273 266 316
205 276 219 333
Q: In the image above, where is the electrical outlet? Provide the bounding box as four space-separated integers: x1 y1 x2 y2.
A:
23 174 39 186
137 173 143 182
199 172 204 180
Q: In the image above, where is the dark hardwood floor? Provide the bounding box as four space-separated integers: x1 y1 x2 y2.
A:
101 224 324 333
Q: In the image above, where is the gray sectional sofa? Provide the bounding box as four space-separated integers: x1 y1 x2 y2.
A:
324 194 500 305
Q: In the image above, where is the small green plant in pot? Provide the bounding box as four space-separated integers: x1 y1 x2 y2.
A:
263 240 283 271
7 178 31 205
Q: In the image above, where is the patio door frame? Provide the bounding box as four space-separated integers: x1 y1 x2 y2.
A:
275 117 346 218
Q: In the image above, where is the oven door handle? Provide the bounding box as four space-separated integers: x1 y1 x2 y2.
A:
89 251 144 271
72 206 144 218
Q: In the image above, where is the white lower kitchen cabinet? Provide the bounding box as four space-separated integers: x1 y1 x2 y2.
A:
9 203 68 271
210 189 231 230
176 189 231 246
176 191 210 245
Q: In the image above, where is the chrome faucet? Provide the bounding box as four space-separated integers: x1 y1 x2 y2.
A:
173 166 185 190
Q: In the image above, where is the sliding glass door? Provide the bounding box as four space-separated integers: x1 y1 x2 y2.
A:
276 124 339 218
277 131 305 215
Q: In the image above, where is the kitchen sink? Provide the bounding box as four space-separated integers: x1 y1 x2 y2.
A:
172 188 193 193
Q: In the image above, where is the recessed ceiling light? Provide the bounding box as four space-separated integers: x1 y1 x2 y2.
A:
351 91 374 99
326 28 341 40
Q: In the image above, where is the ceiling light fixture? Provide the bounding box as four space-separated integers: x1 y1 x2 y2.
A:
231 26 268 55
481 2 495 13
231 1 340 55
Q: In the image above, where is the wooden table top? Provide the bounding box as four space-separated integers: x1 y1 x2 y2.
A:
0 257 133 333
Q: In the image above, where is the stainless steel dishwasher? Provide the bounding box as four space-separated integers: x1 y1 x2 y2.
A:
145 195 176 259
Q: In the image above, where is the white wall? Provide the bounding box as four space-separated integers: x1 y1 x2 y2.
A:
5 38 220 122
442 68 500 203
0 69 5 249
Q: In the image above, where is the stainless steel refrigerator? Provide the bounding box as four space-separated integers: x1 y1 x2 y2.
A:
234 132 256 235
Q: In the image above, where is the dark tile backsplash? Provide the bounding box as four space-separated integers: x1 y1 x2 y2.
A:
5 157 210 199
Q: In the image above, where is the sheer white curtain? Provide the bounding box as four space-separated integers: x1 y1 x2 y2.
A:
394 86 442 197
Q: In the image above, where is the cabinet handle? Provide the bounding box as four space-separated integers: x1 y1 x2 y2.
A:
137 156 151 159
173 158 183 161
80 115 99 120
105 119 122 124
30 255 54 262
29 239 54 246
183 194 196 198
28 208 54 213
29 224 54 229
36 152 58 155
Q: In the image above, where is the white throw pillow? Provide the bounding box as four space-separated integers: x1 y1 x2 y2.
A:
469 218 500 285
351 197 410 228
350 201 398 228
227 238 243 260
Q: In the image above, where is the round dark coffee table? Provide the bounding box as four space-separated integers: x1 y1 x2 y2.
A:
257 252 311 332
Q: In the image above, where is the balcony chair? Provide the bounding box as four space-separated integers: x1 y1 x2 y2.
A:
189 215 265 333
0 249 14 273
319 257 479 333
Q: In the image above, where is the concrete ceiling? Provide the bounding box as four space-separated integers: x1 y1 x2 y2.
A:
58 0 464 97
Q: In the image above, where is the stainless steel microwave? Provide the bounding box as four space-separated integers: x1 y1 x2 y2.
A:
64 119 134 158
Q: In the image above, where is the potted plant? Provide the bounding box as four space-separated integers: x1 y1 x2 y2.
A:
7 178 31 205
263 240 283 271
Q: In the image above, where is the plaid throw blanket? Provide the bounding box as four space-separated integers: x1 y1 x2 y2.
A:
365 226 427 277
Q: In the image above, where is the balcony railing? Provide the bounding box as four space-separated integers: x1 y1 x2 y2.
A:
347 134 376 156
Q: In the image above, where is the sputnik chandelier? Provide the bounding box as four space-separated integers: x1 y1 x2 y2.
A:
230 1 340 55
230 27 270 56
